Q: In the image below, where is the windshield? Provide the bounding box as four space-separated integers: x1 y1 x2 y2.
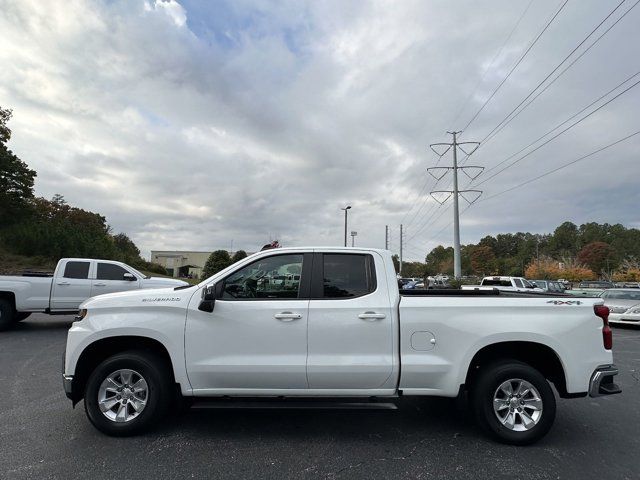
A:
534 281 547 288
522 279 535 288
602 290 640 301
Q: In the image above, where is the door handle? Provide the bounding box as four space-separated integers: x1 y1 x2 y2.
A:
274 312 302 321
358 312 386 321
93 283 106 287
56 282 70 286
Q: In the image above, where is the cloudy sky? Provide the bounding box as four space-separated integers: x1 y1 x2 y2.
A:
1 0 638 260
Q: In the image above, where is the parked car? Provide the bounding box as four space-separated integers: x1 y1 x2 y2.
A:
461 276 543 292
0 258 188 330
63 247 619 445
600 288 640 325
531 280 566 293
579 281 615 289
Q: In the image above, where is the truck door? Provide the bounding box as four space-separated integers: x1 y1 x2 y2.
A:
185 253 311 392
91 262 140 297
50 260 92 311
307 252 395 390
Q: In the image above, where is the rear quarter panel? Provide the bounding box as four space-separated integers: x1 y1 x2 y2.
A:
399 296 612 397
0 276 53 311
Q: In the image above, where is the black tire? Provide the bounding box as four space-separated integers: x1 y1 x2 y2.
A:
471 360 556 446
0 298 16 331
15 312 31 322
84 351 172 436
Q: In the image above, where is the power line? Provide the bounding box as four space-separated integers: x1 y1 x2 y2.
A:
449 0 534 128
476 0 637 151
480 130 640 203
461 0 569 132
475 75 640 187
480 70 640 178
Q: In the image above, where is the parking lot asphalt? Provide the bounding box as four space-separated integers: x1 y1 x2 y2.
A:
1 314 639 480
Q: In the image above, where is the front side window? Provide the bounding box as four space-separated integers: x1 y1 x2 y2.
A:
222 254 303 300
514 278 524 288
97 263 130 281
63 261 90 279
322 254 376 298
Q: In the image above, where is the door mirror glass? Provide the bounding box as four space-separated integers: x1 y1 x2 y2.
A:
123 272 136 281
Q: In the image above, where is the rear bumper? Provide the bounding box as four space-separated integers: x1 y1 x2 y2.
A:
589 365 621 397
62 374 74 400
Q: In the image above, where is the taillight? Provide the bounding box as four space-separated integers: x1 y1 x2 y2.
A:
594 305 612 350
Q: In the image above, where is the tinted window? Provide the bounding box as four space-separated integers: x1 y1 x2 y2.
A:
481 279 512 287
63 261 90 279
514 279 524 288
323 254 376 298
97 263 129 280
222 254 303 300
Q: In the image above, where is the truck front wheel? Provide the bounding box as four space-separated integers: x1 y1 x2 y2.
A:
84 351 171 436
471 360 556 445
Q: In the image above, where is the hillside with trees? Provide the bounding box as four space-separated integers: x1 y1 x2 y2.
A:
0 106 163 274
404 221 640 281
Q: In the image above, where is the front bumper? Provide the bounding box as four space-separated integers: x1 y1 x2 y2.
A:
589 365 621 397
609 312 640 325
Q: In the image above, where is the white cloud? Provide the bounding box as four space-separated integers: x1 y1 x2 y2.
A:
0 0 638 260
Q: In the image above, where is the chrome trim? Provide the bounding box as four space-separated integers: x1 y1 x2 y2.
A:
589 365 620 397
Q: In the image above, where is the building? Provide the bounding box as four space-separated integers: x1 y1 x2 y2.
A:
150 250 216 279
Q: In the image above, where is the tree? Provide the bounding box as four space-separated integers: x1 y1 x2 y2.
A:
113 233 141 264
231 250 248 263
577 242 616 275
0 106 36 225
470 245 496 276
202 250 231 278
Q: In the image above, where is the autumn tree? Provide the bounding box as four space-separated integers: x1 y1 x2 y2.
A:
577 242 616 275
470 245 497 275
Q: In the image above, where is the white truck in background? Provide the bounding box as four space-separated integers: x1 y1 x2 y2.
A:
63 247 620 445
462 276 543 292
0 258 188 330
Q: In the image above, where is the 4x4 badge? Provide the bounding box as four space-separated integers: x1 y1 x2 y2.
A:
547 300 582 306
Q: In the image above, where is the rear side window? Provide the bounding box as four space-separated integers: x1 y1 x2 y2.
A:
482 279 511 287
63 261 90 279
322 254 376 299
97 263 129 281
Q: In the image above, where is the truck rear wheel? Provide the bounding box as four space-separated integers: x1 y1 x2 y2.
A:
0 299 16 331
84 351 171 436
471 360 556 445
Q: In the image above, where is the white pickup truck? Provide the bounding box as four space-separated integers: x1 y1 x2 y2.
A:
462 276 543 292
0 258 188 330
63 247 620 445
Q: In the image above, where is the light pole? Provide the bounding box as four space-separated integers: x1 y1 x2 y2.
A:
351 231 357 247
341 206 351 247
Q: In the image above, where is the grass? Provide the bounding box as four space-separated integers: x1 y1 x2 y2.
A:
0 247 57 275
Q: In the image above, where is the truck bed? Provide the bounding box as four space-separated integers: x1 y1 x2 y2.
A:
400 288 575 298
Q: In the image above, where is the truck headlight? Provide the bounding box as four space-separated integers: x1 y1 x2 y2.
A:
75 309 88 321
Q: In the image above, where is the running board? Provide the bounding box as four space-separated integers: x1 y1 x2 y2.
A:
191 400 398 410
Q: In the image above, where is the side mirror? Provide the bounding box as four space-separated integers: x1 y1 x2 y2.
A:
123 272 136 281
198 283 223 312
